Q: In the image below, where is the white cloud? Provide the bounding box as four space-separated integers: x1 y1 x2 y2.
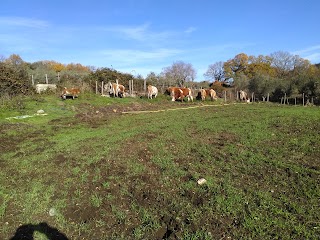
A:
115 23 152 41
77 48 184 77
293 45 320 55
184 27 196 34
303 53 320 63
0 16 49 28
99 48 182 64
99 23 177 43
292 45 320 63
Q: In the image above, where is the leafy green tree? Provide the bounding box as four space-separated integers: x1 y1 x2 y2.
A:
224 53 249 80
145 72 159 86
5 54 24 67
245 55 275 79
233 72 250 91
296 65 320 98
0 61 31 96
248 73 277 98
28 61 56 84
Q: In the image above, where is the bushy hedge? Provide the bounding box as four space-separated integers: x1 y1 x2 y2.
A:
0 62 32 96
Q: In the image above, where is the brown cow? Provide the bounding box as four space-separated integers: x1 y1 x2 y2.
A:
198 89 217 101
166 87 185 101
61 87 80 100
117 84 125 97
206 89 217 101
180 88 193 102
200 89 206 101
105 82 126 97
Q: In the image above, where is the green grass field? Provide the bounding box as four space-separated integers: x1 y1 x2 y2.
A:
0 94 319 239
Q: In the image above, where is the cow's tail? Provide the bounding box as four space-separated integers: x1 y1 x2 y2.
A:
179 89 184 102
171 89 175 101
188 88 193 102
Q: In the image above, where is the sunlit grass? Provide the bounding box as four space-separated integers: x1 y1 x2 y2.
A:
1 94 319 239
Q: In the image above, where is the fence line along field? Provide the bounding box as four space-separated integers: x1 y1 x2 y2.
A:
0 94 319 240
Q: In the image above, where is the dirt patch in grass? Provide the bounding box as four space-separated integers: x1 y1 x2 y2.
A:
0 123 30 152
1 101 320 239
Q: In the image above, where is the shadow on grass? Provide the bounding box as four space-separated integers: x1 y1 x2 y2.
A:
10 222 69 240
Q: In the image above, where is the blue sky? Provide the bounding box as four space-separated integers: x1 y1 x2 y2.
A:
1 0 319 81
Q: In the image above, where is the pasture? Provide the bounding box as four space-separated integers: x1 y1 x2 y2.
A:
0 93 319 240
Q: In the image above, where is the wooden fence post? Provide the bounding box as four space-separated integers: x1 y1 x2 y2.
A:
131 80 134 95
267 93 269 102
128 80 130 95
101 81 104 95
224 91 227 102
96 81 98 94
45 74 48 84
303 93 305 106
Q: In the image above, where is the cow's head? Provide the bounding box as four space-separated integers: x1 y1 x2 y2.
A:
164 87 172 96
104 82 114 94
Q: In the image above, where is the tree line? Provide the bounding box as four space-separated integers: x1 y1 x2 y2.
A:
145 51 320 104
1 51 320 104
203 51 320 103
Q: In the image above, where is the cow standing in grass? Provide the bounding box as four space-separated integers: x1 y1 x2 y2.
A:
239 90 250 102
198 88 217 101
61 87 80 100
200 89 206 101
206 89 217 101
35 84 57 94
180 87 193 102
105 81 125 98
166 87 185 101
147 85 158 99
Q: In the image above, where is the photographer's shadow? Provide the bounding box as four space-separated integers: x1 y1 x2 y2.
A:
10 222 69 240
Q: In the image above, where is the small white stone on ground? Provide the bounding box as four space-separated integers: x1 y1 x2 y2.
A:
197 178 207 185
49 208 56 216
37 109 45 114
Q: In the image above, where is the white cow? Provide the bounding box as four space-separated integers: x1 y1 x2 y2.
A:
207 89 217 101
35 84 57 94
199 89 206 101
147 85 158 99
239 90 250 102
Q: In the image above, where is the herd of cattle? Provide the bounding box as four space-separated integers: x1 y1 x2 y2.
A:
103 82 223 102
34 82 250 102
